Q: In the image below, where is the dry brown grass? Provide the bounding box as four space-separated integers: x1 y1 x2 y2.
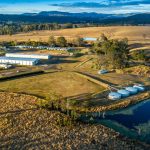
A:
0 92 148 149
0 71 103 98
124 65 150 78
0 26 150 43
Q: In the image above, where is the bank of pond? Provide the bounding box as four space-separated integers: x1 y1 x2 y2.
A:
80 99 150 144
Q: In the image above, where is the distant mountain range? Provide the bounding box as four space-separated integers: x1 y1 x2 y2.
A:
22 11 130 19
0 11 149 25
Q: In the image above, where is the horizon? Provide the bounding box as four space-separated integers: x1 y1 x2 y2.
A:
0 0 150 14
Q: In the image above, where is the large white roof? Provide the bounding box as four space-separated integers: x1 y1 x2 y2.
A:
0 57 38 61
6 53 50 57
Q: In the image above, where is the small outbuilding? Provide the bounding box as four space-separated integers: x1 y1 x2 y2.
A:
83 37 97 41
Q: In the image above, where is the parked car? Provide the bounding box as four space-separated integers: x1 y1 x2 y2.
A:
98 69 108 74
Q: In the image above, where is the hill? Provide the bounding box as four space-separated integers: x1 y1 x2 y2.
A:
0 12 149 25
0 92 148 149
22 11 123 19
100 13 150 25
0 26 149 43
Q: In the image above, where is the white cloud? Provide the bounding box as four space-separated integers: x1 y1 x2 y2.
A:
0 0 149 14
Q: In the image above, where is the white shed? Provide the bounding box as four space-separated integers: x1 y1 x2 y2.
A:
6 53 51 60
0 57 39 66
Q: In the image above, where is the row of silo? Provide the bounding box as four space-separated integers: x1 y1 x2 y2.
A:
108 84 145 100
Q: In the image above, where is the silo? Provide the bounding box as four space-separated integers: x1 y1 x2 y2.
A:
117 89 130 97
125 87 138 95
133 85 145 92
108 92 122 100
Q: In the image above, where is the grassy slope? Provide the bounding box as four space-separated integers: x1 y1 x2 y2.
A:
0 26 149 42
0 26 149 53
0 92 148 149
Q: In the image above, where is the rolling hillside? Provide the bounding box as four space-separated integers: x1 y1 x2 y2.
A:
0 12 149 24
0 26 149 43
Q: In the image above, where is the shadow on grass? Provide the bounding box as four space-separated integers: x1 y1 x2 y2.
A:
65 92 111 107
50 59 80 65
129 43 149 49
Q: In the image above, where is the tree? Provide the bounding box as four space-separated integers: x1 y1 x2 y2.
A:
93 34 129 69
48 36 56 46
142 34 147 40
98 33 108 42
57 36 67 47
74 37 84 47
45 92 63 110
10 40 17 46
132 50 146 61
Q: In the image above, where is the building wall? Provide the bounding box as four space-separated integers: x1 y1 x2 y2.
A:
0 59 37 66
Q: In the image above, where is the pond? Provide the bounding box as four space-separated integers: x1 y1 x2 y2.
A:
82 99 150 144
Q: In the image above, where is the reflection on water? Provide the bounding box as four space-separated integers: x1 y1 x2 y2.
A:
98 99 150 143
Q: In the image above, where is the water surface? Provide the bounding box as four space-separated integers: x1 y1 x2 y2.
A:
98 99 150 143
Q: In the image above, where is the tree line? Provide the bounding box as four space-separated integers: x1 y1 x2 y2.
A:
0 36 85 47
0 23 98 35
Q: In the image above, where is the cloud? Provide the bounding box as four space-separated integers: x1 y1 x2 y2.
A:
0 0 150 14
51 2 107 8
50 0 150 8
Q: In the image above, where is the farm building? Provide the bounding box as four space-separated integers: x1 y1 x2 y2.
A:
46 47 72 51
6 53 51 60
83 37 97 41
0 57 39 66
15 45 73 51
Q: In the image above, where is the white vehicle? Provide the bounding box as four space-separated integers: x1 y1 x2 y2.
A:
98 69 108 74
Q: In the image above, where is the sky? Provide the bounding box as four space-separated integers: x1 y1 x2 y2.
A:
0 0 149 14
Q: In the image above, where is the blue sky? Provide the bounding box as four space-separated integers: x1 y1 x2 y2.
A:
0 0 149 14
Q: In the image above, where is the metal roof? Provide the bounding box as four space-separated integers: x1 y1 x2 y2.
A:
83 37 97 41
6 53 50 57
0 57 38 61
